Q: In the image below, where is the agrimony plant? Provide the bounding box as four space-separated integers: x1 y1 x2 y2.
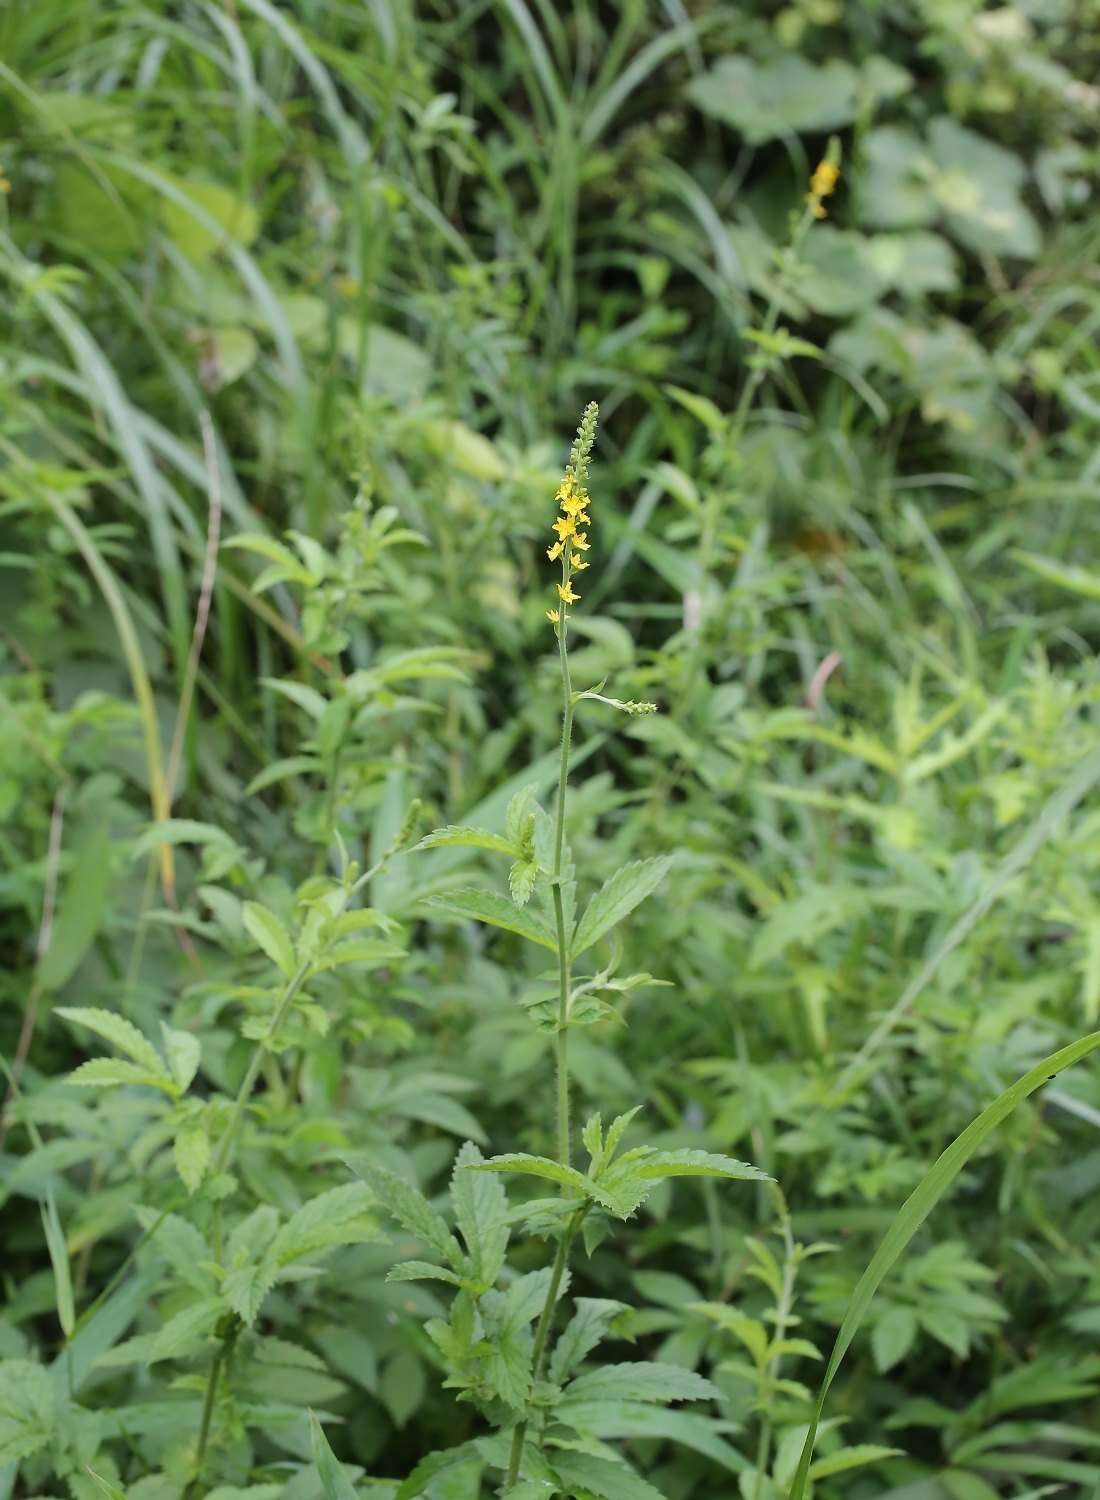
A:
358 406 769 1498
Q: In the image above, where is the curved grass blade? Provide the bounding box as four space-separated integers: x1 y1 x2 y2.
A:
787 1030 1100 1499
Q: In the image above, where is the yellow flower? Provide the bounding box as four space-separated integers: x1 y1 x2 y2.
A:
552 514 576 540
0 173 10 195
558 580 579 604
547 540 564 561
570 556 589 571
810 160 839 198
570 531 589 551
560 491 588 517
546 608 560 623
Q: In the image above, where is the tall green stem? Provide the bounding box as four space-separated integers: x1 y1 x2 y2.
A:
552 615 574 1168
504 616 575 1493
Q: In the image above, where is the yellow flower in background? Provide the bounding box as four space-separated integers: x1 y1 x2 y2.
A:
558 580 579 604
806 158 840 219
546 608 560 623
810 161 839 198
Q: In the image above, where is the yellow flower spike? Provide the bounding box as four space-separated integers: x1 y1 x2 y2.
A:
548 402 598 626
810 160 840 198
806 158 840 220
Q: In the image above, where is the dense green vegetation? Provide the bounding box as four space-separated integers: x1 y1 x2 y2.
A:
4 2 1100 1497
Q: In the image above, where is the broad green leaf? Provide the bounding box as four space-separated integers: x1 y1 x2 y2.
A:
242 901 296 978
161 1025 201 1092
160 174 260 259
572 857 672 957
562 1362 718 1406
423 889 557 951
872 1305 918 1372
37 823 111 991
0 1360 55 1463
687 55 859 143
787 1030 1100 1500
310 1411 359 1500
808 1444 902 1480
55 1007 165 1075
352 1163 463 1268
40 1193 75 1337
245 755 321 795
130 820 239 859
411 825 519 857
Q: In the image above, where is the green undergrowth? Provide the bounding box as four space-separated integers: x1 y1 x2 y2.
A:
3 4 1100 1500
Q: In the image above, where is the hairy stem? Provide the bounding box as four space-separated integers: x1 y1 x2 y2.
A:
504 612 576 1494
504 1210 583 1490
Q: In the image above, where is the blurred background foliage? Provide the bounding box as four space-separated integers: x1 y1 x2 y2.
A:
3 1 1100 1496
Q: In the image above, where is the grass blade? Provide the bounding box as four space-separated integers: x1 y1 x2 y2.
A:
787 1030 1100 1499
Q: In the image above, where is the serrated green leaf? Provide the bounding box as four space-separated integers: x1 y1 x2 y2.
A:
151 1298 223 1362
0 1360 55 1463
242 901 296 978
352 1163 463 1268
562 1362 719 1407
548 1298 629 1385
423 889 557 950
174 1122 210 1195
271 1183 382 1265
468 1154 590 1197
572 857 672 957
387 1261 462 1286
55 1006 166 1075
451 1141 509 1285
66 1058 177 1095
412 825 518 856
551 1451 665 1500
630 1149 771 1184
